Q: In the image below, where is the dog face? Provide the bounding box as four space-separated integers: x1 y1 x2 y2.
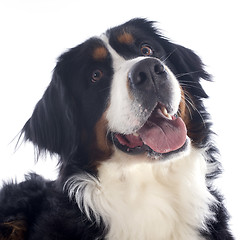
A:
22 18 210 172
103 27 187 158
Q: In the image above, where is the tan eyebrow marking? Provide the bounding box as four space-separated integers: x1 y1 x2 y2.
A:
117 32 134 44
92 46 108 60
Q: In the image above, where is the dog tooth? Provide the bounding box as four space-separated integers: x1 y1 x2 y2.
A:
160 106 172 119
160 105 168 116
166 114 172 120
133 133 139 137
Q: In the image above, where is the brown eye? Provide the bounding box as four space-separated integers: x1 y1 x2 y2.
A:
91 69 103 82
141 44 153 56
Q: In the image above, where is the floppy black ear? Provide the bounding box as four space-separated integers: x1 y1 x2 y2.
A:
159 39 213 145
21 69 79 158
162 40 211 99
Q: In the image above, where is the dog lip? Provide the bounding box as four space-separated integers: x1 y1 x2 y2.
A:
109 102 187 155
137 102 177 131
109 131 188 158
158 103 176 120
131 102 175 134
137 106 186 154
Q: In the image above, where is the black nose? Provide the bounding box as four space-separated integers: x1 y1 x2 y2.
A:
128 58 167 89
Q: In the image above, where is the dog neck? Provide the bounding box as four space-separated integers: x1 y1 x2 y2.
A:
66 147 217 240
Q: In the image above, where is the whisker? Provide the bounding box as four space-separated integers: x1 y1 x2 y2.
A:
160 48 177 63
180 96 193 120
180 82 203 91
183 91 206 127
175 70 203 78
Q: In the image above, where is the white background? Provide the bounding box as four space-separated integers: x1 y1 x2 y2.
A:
0 0 249 238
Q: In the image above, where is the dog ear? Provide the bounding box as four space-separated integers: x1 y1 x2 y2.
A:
162 40 211 98
21 68 79 158
160 40 213 145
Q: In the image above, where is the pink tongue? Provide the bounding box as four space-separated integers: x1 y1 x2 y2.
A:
138 112 187 154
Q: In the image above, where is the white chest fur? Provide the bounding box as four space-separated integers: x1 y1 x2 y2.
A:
66 147 216 240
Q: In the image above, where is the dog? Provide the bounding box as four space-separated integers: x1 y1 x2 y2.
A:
0 18 234 240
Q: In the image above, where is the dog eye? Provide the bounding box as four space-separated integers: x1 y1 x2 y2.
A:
141 44 153 56
91 69 103 83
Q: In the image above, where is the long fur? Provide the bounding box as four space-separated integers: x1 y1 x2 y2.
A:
65 147 218 240
0 18 234 240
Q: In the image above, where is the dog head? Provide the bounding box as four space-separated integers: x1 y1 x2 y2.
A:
22 18 210 175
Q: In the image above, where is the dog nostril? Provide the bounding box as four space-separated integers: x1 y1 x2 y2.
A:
136 72 147 84
154 64 165 74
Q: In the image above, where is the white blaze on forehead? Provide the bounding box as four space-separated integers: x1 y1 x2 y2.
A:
99 34 182 134
100 34 145 134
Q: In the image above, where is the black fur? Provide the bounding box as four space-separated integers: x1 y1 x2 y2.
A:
0 174 106 239
0 18 234 239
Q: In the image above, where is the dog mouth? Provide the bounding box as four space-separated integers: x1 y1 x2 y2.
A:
110 103 187 156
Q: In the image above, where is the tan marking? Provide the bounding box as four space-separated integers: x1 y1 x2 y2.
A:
94 112 111 153
179 86 207 145
0 220 27 240
89 110 113 168
179 86 193 138
117 32 134 44
92 46 108 61
179 86 189 123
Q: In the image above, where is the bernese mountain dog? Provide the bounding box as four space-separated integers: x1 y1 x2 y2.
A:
0 18 234 240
